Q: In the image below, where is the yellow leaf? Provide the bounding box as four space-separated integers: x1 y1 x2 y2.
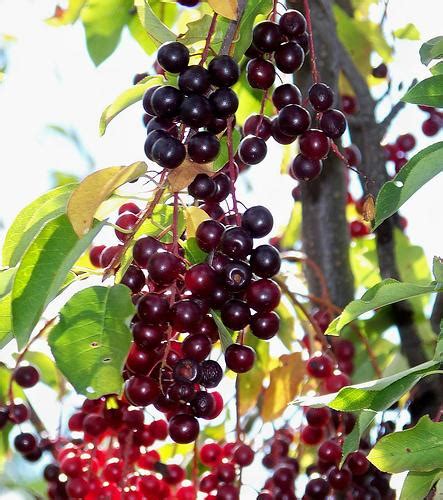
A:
67 162 147 237
168 158 215 192
238 366 265 415
185 206 209 238
208 0 238 20
261 352 304 422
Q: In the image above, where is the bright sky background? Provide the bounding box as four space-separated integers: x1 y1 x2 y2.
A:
0 0 442 497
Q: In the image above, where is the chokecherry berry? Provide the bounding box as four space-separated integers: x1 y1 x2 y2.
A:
306 354 334 378
247 59 276 90
178 65 210 94
243 115 273 140
301 425 324 445
182 333 212 362
121 265 145 293
137 293 170 324
210 88 239 118
180 94 212 128
299 129 330 160
168 413 200 443
221 299 251 330
238 135 267 165
196 219 225 252
188 132 220 163
250 245 281 278
208 55 240 87
133 236 163 268
225 344 256 373
157 42 190 73
14 365 40 388
241 205 273 238
250 311 280 340
246 279 281 312
274 41 304 73
150 85 184 118
279 9 307 38
151 135 186 169
252 21 283 53
14 432 37 453
278 104 311 136
320 108 347 138
308 82 334 111
272 83 302 110
290 154 322 181
220 226 253 259
199 360 223 388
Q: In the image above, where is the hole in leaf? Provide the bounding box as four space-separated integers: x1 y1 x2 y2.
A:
393 180 404 188
86 386 95 393
90 342 99 348
103 357 111 363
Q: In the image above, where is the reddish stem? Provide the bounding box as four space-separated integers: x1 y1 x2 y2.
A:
303 0 319 84
172 192 179 255
200 13 218 65
227 116 241 225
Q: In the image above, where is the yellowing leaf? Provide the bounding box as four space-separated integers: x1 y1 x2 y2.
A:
168 159 215 192
46 0 87 26
361 194 375 222
261 352 304 421
185 206 209 238
67 162 147 236
238 366 265 415
208 0 238 20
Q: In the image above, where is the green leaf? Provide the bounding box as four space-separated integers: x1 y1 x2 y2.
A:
213 129 241 171
0 294 12 349
2 184 76 267
341 410 376 466
275 300 296 350
211 310 234 352
296 359 439 412
402 76 443 107
134 204 185 243
430 62 443 76
127 12 156 55
393 23 420 40
46 0 87 26
326 279 439 335
177 14 228 48
400 469 442 500
232 0 273 61
368 416 443 473
180 238 208 265
433 257 443 284
134 0 176 47
48 285 134 398
420 36 443 65
373 142 443 229
99 75 164 135
81 0 133 65
11 215 105 349
0 268 16 299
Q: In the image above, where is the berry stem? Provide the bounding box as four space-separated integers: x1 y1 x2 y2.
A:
303 0 320 84
200 13 218 65
227 116 241 226
172 192 180 255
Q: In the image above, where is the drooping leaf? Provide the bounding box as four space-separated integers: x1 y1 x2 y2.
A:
393 23 420 40
48 285 134 398
134 204 185 243
135 0 176 47
0 268 16 299
177 14 228 48
326 278 439 336
2 184 76 267
341 410 377 466
430 62 443 76
420 36 443 66
213 129 241 171
400 469 442 500
368 416 443 473
295 359 439 412
0 294 12 349
12 215 105 349
211 310 234 351
185 206 209 239
373 142 443 229
67 162 146 236
262 352 304 421
99 75 164 135
81 0 133 65
127 12 156 55
208 0 237 20
402 76 443 107
46 0 87 25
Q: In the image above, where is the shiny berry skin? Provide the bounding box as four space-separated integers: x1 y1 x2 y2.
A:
250 311 280 340
191 390 215 418
241 205 273 238
246 59 275 90
279 9 306 38
89 245 105 267
83 413 107 435
305 478 330 499
396 133 416 152
243 115 272 140
115 213 138 242
200 472 218 493
252 21 282 52
309 82 334 111
196 219 224 252
14 365 40 388
238 135 267 164
150 85 184 118
250 245 281 277
217 483 240 500
290 154 322 181
221 299 251 330
157 41 190 73
278 104 311 136
422 117 440 136
372 62 388 78
192 316 219 343
8 403 29 423
320 108 347 138
274 42 304 73
125 376 160 406
225 344 256 373
208 55 240 87
246 279 281 312
341 94 358 114
43 463 60 482
216 461 236 483
119 202 140 215
132 322 164 350
188 132 220 163
223 260 252 292
200 442 223 466
207 173 231 203
306 406 330 427
233 444 254 466
346 451 369 475
325 373 350 392
185 263 218 296
173 359 201 383
199 360 223 388
327 466 352 491
306 354 334 378
143 85 160 114
272 83 302 110
350 220 370 238
301 425 324 445
147 250 181 284
151 135 186 169
66 477 89 498
189 173 216 199
318 440 342 464
167 381 195 402
137 293 170 324
168 413 200 443
14 432 37 453
343 144 362 166
180 94 212 128
171 300 203 332
210 88 239 118
182 333 212 362
271 117 297 144
178 65 210 94
299 129 330 160
144 129 168 160
146 116 177 135
208 115 228 134
133 236 163 269
220 226 253 259
333 339 355 360
121 265 145 293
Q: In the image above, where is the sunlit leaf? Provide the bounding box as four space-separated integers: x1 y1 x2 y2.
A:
402 76 443 107
208 0 237 20
420 36 443 65
185 206 210 239
393 23 420 40
341 410 376 465
211 310 234 351
135 0 176 47
400 469 442 500
46 0 87 26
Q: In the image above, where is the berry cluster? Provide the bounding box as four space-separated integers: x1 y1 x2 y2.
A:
383 132 416 174
419 104 442 137
143 42 240 169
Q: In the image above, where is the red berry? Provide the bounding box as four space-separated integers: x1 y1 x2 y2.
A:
13 365 40 388
306 407 330 427
89 245 106 267
306 354 334 378
200 442 222 466
346 451 369 475
349 220 370 238
118 202 140 215
300 425 324 445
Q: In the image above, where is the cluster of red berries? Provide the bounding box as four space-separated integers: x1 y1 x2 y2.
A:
383 132 416 174
142 42 240 170
418 105 442 137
